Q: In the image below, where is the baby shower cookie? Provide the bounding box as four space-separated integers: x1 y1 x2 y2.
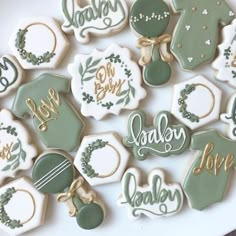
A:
171 75 222 130
32 151 105 230
0 109 37 185
213 19 236 88
130 0 173 87
0 177 47 236
0 55 23 97
171 0 234 71
69 44 146 120
74 132 130 186
183 130 236 210
61 0 128 43
9 17 69 69
12 73 85 152
123 110 190 161
118 168 184 220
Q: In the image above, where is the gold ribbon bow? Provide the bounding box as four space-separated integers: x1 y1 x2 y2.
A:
137 34 173 66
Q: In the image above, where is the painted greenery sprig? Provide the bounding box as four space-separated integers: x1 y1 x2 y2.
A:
116 81 135 105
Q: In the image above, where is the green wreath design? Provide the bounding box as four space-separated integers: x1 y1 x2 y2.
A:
0 187 23 229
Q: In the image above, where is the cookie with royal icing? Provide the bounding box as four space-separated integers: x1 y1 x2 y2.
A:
171 75 222 130
69 44 146 120
183 130 236 210
61 0 128 43
0 109 37 185
0 177 47 236
12 73 85 152
0 55 23 97
123 110 190 161
171 0 234 71
118 168 184 220
74 132 130 186
9 17 69 69
212 19 236 88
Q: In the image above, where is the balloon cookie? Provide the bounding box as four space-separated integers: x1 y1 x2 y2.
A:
118 168 184 220
9 17 69 69
69 44 146 120
123 110 190 161
130 0 173 87
12 73 85 152
171 0 234 71
32 151 105 230
61 0 128 43
183 130 236 210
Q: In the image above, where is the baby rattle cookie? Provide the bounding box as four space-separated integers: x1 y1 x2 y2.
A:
213 19 236 88
32 151 105 230
0 177 48 236
69 44 146 120
118 168 184 220
130 0 173 87
0 55 23 97
9 17 69 69
171 0 235 71
12 73 85 152
123 110 190 161
183 130 236 210
61 0 128 43
0 109 37 185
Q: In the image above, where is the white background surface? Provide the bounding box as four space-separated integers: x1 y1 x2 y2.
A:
0 0 236 236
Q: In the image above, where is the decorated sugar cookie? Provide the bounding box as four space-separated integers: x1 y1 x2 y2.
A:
171 0 234 71
171 75 222 130
0 55 23 97
69 44 146 120
183 130 236 210
130 0 173 87
0 109 37 184
74 132 130 186
12 73 85 152
0 177 47 236
9 17 69 69
118 168 184 220
61 0 128 43
123 110 190 161
213 19 236 88
32 151 105 230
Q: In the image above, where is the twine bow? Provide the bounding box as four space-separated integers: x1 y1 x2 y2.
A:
137 34 173 66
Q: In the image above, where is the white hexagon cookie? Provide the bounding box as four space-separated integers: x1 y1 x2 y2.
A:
74 132 130 186
9 17 69 69
0 177 47 236
171 75 222 130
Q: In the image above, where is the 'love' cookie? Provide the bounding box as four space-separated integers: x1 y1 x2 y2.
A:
61 0 128 43
171 0 234 70
183 130 236 210
12 73 85 152
123 110 190 161
69 44 146 120
118 168 184 220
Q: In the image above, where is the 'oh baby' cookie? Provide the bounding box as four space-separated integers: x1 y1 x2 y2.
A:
12 73 85 152
171 0 234 70
0 109 37 184
9 17 69 69
61 0 128 43
213 19 236 88
183 130 236 210
118 168 184 220
69 44 146 120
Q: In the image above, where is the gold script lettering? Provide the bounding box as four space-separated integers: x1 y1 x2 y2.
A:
0 143 13 160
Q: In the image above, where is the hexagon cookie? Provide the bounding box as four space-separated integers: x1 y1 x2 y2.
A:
0 177 47 236
74 132 130 186
9 17 69 69
171 75 222 130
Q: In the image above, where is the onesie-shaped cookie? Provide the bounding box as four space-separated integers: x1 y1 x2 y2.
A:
171 0 235 71
130 0 173 87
